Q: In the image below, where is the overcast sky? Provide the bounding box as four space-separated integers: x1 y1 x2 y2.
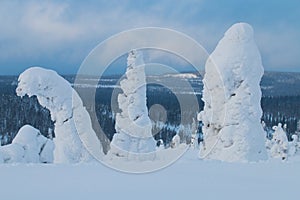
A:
0 0 299 75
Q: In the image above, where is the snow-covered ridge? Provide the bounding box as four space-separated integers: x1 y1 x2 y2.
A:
162 73 199 79
5 71 300 97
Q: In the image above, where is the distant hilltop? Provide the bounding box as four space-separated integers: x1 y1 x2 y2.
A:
1 70 300 97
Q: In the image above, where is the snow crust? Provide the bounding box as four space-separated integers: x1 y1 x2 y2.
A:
109 50 156 161
16 67 103 163
0 125 53 163
198 23 267 162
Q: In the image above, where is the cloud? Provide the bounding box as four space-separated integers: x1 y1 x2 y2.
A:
0 0 299 74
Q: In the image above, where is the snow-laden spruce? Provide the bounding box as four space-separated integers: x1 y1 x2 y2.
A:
266 123 288 160
0 125 54 163
16 67 104 163
109 50 156 161
198 23 267 162
289 135 300 156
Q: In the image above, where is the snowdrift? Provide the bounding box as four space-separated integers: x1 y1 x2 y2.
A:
0 125 53 163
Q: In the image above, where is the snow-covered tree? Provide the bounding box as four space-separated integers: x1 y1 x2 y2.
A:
295 120 300 139
288 134 300 157
171 134 180 148
109 50 156 161
288 135 299 156
16 67 104 163
266 123 288 160
0 125 53 163
190 118 199 149
198 23 267 162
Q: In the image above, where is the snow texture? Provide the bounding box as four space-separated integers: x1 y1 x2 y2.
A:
109 50 156 161
198 23 267 162
16 67 103 163
0 125 54 163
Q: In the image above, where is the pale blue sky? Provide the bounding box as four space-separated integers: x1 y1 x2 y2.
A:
0 0 299 75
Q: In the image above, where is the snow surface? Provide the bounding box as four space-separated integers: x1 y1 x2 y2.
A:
0 148 299 200
0 125 53 163
16 67 104 163
109 50 156 161
199 23 267 162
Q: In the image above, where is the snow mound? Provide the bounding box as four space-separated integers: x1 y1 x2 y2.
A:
109 50 156 161
198 23 267 162
16 67 104 163
0 125 53 163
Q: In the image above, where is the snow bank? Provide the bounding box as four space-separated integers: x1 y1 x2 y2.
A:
16 67 103 163
198 23 267 162
109 50 156 161
0 125 53 163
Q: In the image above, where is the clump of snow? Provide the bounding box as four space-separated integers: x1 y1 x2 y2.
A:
0 143 24 163
109 50 156 161
39 139 55 163
0 125 53 163
198 23 267 162
16 67 103 163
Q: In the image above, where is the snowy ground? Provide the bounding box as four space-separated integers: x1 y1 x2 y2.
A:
1 148 299 200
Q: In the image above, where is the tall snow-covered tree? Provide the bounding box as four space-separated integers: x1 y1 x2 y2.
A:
16 67 104 163
109 50 156 161
198 23 267 162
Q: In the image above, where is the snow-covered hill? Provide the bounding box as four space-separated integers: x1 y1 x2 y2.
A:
2 71 300 96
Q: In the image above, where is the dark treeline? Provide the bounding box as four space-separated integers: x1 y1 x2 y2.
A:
0 80 300 147
261 96 300 140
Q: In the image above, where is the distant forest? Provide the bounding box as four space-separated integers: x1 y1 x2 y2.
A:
1 75 300 149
